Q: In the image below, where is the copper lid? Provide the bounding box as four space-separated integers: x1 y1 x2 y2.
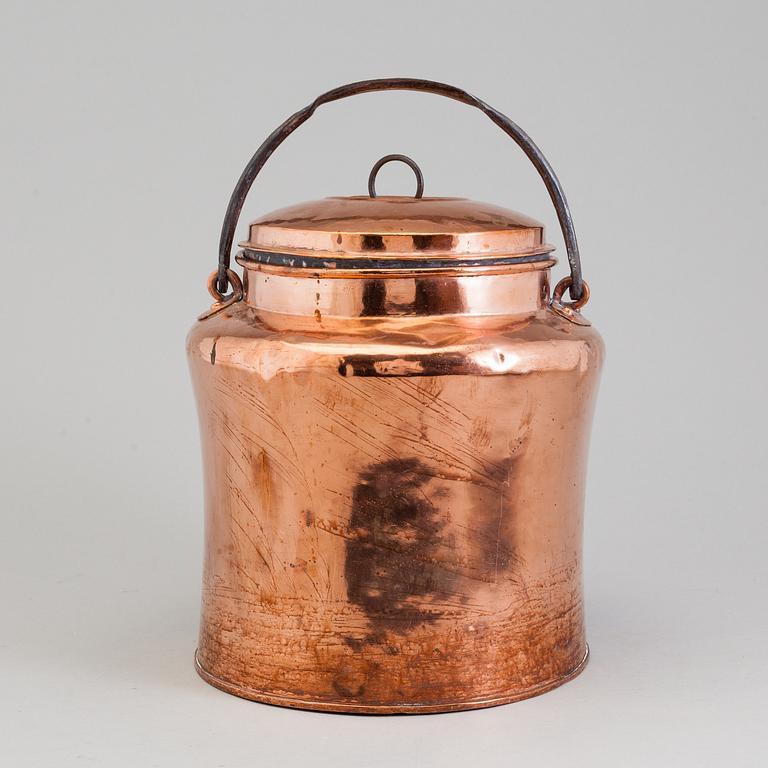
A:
239 196 554 268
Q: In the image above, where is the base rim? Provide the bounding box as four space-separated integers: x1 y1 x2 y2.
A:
194 645 589 715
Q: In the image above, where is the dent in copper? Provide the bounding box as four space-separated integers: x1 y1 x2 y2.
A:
187 260 603 713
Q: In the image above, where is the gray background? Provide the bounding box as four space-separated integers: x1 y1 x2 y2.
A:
1 1 766 765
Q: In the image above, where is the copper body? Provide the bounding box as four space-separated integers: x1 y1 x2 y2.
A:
187 214 603 712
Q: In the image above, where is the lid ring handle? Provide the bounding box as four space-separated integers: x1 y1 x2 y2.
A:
213 78 586 303
368 154 424 199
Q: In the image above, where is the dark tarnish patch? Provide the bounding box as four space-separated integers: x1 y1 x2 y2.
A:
361 234 385 251
467 455 518 583
466 409 533 585
414 279 463 314
344 458 457 635
360 280 387 316
210 337 218 365
343 635 365 652
338 353 472 378
412 234 455 251
331 657 384 699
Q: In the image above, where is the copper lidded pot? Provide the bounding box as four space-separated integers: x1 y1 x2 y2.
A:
187 79 603 713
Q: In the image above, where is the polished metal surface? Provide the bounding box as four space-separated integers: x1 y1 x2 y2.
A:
241 195 552 260
188 258 603 713
190 78 601 713
238 260 554 328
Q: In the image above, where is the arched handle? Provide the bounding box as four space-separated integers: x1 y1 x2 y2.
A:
215 78 585 302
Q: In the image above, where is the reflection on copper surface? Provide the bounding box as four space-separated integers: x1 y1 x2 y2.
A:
192 75 597 711
188 255 602 713
237 258 554 328
242 196 553 259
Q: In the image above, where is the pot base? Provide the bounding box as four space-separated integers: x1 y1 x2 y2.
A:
194 646 589 715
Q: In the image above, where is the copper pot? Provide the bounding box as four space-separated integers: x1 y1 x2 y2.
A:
187 79 603 714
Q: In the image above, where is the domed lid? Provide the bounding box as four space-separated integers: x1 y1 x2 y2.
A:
239 195 554 269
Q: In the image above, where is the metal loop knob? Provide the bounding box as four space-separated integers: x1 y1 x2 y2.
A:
368 154 424 198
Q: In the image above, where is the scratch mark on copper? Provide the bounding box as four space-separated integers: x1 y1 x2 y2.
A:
494 463 512 584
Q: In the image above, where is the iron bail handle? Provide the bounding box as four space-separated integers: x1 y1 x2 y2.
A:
215 77 586 303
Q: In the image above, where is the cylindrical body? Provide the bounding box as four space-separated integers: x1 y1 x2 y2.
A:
188 256 603 713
